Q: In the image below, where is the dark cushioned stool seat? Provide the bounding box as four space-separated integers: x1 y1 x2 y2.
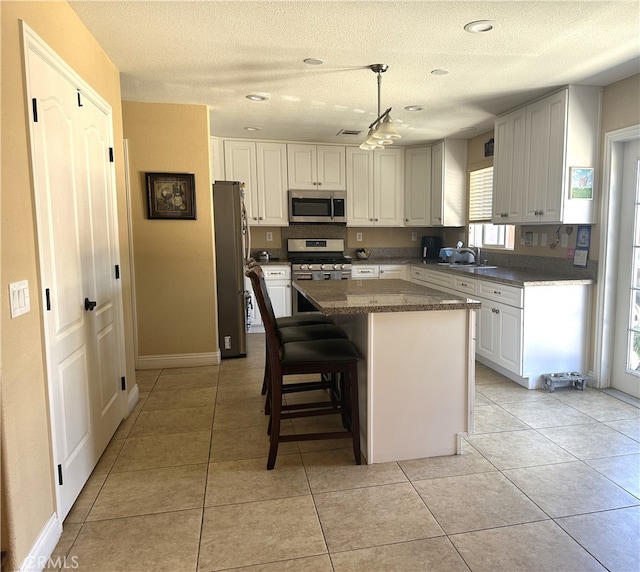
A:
277 314 333 327
278 323 347 344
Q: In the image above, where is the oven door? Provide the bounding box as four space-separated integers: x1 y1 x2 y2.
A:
288 190 346 223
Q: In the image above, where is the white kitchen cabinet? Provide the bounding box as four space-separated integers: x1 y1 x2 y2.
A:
245 265 291 332
347 147 404 226
351 265 380 279
430 140 467 227
224 140 288 226
404 146 432 226
493 86 602 225
287 144 346 190
492 108 526 223
475 296 523 374
379 264 407 280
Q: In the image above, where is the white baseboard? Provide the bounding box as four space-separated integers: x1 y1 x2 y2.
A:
135 351 220 370
18 513 61 572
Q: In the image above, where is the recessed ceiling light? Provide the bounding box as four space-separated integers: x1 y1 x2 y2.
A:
303 58 324 65
244 127 262 131
246 94 269 101
430 69 449 76
464 20 495 33
404 105 424 112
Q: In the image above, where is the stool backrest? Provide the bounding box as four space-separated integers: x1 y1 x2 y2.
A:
245 265 281 358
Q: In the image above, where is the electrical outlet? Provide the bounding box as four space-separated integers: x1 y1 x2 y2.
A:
265 231 273 242
356 232 363 242
224 336 231 350
561 233 568 248
411 232 417 241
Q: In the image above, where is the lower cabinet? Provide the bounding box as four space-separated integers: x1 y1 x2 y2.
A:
410 266 590 388
379 265 407 280
246 265 291 332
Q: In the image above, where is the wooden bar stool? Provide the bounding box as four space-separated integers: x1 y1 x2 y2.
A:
246 266 361 470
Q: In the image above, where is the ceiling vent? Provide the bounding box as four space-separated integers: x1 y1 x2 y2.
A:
337 129 362 136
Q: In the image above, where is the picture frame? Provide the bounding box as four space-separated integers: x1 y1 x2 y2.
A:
569 167 594 200
145 172 196 219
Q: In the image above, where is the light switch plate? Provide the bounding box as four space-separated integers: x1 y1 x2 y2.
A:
411 232 417 241
9 280 30 318
265 231 273 242
356 232 363 242
561 233 569 248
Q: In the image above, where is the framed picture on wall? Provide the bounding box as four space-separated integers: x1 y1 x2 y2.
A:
569 167 594 200
145 172 197 219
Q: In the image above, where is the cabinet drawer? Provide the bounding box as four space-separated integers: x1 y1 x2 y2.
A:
379 265 407 280
352 265 379 279
263 265 291 280
422 269 455 290
452 276 477 296
477 280 523 307
410 266 428 282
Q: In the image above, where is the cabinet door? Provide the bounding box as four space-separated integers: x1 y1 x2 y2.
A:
496 302 523 373
430 142 444 226
493 109 526 223
317 145 346 190
346 147 374 226
224 140 259 222
287 144 317 189
256 142 288 226
523 92 567 223
476 298 497 360
267 280 292 318
374 148 404 226
404 147 431 226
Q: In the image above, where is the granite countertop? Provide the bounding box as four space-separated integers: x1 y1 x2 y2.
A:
293 279 481 315
355 258 593 287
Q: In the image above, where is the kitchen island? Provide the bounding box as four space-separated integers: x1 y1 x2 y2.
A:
293 279 481 464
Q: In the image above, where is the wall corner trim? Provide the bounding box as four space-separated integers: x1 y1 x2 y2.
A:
18 513 62 572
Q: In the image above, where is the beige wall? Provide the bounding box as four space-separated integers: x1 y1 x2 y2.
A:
1 2 135 569
122 101 217 358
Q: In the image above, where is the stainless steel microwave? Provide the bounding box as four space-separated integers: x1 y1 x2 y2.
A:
288 190 347 223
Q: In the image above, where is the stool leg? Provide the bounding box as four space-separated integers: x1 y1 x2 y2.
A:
267 372 282 470
348 364 361 465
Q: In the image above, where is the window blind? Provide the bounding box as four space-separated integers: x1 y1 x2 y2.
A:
469 166 494 222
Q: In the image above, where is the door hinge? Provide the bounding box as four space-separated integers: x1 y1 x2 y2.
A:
77 91 83 107
45 288 51 311
57 464 63 485
32 98 38 122
109 147 114 163
121 376 126 391
115 264 120 279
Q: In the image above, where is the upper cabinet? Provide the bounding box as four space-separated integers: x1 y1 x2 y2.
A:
346 147 404 226
430 140 467 227
404 146 432 226
287 144 346 190
492 86 602 225
224 140 288 226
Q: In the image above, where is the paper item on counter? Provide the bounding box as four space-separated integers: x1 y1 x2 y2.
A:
573 249 588 267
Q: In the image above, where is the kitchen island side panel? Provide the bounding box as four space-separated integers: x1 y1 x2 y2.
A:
335 309 474 463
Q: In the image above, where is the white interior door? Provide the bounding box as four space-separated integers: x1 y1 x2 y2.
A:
612 139 640 398
24 26 125 520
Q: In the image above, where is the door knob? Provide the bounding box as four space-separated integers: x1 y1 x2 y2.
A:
84 298 97 311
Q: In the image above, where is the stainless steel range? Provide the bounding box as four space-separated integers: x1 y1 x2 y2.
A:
288 238 351 313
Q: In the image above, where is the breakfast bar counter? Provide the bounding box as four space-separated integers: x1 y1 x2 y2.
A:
293 279 480 464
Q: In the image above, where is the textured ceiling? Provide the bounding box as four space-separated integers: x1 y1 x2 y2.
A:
69 1 640 145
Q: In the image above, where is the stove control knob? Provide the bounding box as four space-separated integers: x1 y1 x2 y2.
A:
341 264 347 270
308 264 314 270
332 263 339 270
320 264 326 270
301 264 308 270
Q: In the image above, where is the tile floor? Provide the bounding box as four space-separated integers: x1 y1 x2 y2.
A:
50 334 640 571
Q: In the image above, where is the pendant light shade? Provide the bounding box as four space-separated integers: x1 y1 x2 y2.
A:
360 63 401 150
372 114 401 140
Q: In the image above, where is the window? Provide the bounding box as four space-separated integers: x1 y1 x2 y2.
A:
468 166 514 249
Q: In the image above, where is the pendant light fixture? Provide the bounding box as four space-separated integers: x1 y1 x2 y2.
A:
359 64 401 151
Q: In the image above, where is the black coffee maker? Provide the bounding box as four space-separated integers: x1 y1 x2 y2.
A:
421 236 443 261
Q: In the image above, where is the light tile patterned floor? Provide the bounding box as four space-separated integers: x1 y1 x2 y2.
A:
50 335 640 571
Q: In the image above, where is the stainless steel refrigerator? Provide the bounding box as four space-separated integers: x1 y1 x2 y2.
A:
213 180 248 358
